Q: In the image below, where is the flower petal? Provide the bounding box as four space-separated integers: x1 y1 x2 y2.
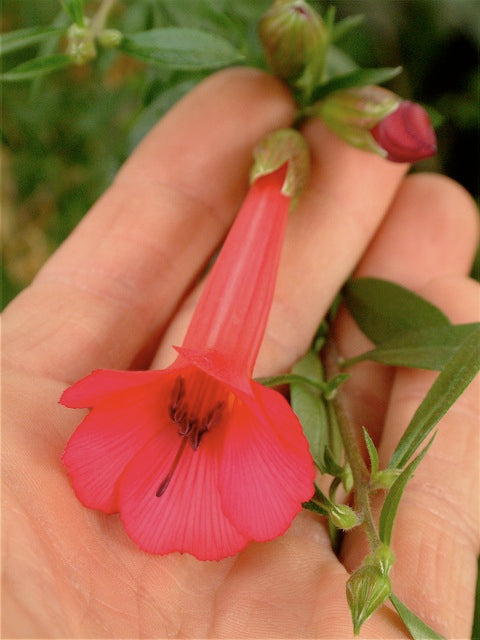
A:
371 100 437 163
220 382 315 541
60 369 165 408
117 427 249 560
62 381 171 512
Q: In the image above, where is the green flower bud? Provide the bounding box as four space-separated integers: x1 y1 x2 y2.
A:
98 28 123 48
371 467 402 490
250 128 310 207
364 543 395 576
329 503 361 530
346 565 391 635
312 85 401 156
258 0 327 85
67 22 96 64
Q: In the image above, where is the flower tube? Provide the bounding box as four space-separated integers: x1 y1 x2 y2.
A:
60 129 315 561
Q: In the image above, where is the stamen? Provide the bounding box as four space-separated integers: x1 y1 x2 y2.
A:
204 401 225 430
156 437 188 497
159 375 230 494
169 376 186 423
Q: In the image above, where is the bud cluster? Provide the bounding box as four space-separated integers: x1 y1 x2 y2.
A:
66 19 122 65
258 1 437 164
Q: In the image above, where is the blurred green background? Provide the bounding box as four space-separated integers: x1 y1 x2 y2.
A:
1 0 479 308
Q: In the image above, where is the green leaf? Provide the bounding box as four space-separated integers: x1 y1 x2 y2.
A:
120 27 244 70
362 427 378 475
128 78 201 149
324 45 358 78
343 278 450 345
389 593 446 639
388 325 480 469
256 373 324 391
0 27 66 57
61 0 86 26
379 437 434 546
0 54 72 81
312 66 402 101
291 351 329 469
331 14 365 42
342 322 479 371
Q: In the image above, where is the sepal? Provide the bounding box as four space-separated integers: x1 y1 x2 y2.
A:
311 85 400 157
250 129 310 206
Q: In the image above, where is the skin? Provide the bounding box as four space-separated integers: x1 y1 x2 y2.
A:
2 68 479 639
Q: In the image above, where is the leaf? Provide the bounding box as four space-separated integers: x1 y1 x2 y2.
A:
0 54 72 81
312 66 402 101
342 322 479 371
388 325 480 469
343 278 450 345
331 14 365 42
379 437 434 546
128 78 199 150
119 27 244 70
362 427 378 475
61 0 86 26
324 45 358 78
389 593 446 639
291 350 329 469
0 27 66 57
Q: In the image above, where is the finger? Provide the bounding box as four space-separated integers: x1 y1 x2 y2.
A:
153 119 408 371
376 276 479 638
2 68 295 382
333 174 479 444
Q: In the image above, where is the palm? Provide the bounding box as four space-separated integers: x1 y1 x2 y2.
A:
1 373 383 637
3 69 478 639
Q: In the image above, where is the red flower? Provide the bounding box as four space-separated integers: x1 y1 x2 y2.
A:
370 100 437 163
61 131 315 561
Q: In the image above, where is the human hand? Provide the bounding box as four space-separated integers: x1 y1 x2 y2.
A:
2 68 478 638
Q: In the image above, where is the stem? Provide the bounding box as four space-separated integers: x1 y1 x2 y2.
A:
323 339 381 550
90 0 116 37
255 373 327 391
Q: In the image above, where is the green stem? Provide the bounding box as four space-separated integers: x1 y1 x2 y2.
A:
256 373 327 391
90 0 116 37
323 339 381 550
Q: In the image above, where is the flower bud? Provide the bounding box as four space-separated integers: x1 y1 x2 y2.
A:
370 100 437 162
98 28 123 49
250 128 310 206
311 85 437 163
371 467 402 490
67 22 97 64
329 503 361 530
258 0 327 84
364 543 395 576
346 565 391 635
312 85 400 156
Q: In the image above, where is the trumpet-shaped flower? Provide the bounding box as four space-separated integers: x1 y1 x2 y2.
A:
61 130 315 561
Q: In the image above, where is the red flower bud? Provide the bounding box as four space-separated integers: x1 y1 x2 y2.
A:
370 100 437 163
